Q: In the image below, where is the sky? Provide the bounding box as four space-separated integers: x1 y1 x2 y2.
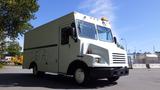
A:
18 0 160 53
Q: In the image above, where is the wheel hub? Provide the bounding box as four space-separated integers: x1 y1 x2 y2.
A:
75 68 85 84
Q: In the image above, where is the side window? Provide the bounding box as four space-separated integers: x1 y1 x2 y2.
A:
61 27 69 45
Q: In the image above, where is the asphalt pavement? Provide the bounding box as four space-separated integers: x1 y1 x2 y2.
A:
0 66 160 90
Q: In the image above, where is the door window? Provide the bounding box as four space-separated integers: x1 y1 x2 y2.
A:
61 27 69 45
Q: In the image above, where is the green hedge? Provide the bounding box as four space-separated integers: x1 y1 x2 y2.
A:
0 63 3 68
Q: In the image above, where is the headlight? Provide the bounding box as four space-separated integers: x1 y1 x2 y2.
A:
95 58 101 63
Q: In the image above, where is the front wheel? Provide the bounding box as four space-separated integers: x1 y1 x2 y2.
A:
107 76 120 82
74 67 90 85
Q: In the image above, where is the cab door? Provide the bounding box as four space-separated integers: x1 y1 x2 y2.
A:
58 25 80 74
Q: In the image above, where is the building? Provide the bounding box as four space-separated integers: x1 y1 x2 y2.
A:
128 53 159 64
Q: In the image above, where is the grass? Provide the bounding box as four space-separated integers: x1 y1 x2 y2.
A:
0 63 3 68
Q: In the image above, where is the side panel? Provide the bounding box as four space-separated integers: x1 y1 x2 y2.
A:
23 19 60 72
23 12 77 74
23 45 59 73
42 47 58 72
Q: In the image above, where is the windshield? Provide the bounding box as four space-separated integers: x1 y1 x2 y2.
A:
97 25 113 42
78 20 97 39
77 20 113 42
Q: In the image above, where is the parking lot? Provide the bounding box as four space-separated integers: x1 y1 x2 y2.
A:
0 66 160 90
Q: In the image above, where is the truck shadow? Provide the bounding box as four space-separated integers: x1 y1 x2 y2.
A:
0 73 117 89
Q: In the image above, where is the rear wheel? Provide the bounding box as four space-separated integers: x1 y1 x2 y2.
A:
32 64 45 77
107 76 119 82
32 64 39 77
74 67 90 85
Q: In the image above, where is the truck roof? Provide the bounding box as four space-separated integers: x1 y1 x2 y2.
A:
26 11 111 34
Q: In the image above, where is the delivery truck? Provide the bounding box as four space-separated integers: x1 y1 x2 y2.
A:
23 12 129 85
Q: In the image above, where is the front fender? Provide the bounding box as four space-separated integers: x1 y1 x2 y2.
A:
81 54 101 67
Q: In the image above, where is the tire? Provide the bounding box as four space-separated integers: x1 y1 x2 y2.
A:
107 76 119 82
39 71 45 77
74 67 90 85
32 64 40 77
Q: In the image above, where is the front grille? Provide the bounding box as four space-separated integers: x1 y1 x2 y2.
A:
112 53 126 64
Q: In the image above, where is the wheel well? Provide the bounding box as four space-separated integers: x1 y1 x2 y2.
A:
67 60 88 75
29 62 37 69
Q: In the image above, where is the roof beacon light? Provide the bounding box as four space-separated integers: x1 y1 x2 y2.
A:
101 17 109 22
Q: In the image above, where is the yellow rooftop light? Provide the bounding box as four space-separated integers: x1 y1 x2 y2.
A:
101 17 109 21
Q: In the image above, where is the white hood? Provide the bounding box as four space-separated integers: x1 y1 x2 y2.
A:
80 37 128 67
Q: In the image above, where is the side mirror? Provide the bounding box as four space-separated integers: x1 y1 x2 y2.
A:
68 27 77 42
113 37 117 44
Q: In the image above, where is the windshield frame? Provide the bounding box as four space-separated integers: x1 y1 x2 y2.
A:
76 19 114 43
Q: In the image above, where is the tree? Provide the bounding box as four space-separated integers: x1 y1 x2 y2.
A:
0 0 39 40
0 38 7 59
6 40 22 56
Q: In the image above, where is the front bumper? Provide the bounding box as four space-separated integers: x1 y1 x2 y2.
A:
89 67 129 79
